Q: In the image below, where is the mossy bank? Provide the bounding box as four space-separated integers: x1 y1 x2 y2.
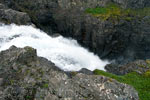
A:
93 69 150 100
85 3 150 22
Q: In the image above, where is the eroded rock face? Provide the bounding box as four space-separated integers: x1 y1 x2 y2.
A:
0 46 139 100
0 3 31 25
113 0 150 8
58 0 109 9
54 12 150 64
0 0 59 33
105 60 150 75
0 0 150 64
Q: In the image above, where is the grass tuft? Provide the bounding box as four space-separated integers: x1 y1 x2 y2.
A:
85 3 150 21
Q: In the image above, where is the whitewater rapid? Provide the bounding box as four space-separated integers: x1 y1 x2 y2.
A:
0 24 108 71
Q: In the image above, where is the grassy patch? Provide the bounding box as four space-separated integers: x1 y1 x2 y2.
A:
42 83 49 88
25 95 32 100
85 3 150 21
86 3 125 21
129 7 150 18
86 7 108 15
93 69 150 100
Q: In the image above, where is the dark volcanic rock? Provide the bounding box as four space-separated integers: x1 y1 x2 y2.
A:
105 60 150 75
0 0 59 34
54 10 150 64
53 1 150 64
78 68 93 75
0 0 150 64
0 46 139 100
113 0 150 8
0 0 109 34
0 3 31 25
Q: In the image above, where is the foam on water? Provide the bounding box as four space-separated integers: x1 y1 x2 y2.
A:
0 24 109 71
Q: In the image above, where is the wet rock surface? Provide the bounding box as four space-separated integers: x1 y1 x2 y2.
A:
0 46 139 100
0 0 150 64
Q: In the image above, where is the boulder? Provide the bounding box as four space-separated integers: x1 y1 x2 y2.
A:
105 60 150 75
0 46 139 100
0 3 31 25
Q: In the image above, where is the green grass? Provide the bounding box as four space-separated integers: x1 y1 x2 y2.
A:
25 95 32 100
128 7 150 18
85 3 125 21
86 7 108 15
93 69 150 100
85 3 150 21
42 83 49 88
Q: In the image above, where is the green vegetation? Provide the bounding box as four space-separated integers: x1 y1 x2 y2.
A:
86 7 108 15
138 59 150 68
146 59 150 68
42 83 49 88
93 69 150 100
25 95 32 100
85 3 150 21
86 3 122 21
70 71 78 76
144 70 150 77
24 46 34 52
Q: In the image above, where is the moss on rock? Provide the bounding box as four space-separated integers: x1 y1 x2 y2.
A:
144 70 150 77
93 69 150 100
85 2 150 22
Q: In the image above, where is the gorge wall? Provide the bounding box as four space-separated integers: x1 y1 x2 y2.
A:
0 0 150 64
1 0 150 99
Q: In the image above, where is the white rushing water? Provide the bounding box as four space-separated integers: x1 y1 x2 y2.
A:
0 24 109 71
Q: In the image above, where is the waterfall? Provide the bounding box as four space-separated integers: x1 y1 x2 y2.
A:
0 24 108 71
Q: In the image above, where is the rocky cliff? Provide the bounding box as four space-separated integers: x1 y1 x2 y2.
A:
0 46 139 100
0 0 150 99
0 0 150 64
0 3 31 25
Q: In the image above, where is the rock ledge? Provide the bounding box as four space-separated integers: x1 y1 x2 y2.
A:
0 46 139 100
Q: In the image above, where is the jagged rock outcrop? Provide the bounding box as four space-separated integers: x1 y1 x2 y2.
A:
0 46 139 100
0 3 31 25
0 0 59 33
0 0 150 64
54 11 150 64
105 60 150 75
